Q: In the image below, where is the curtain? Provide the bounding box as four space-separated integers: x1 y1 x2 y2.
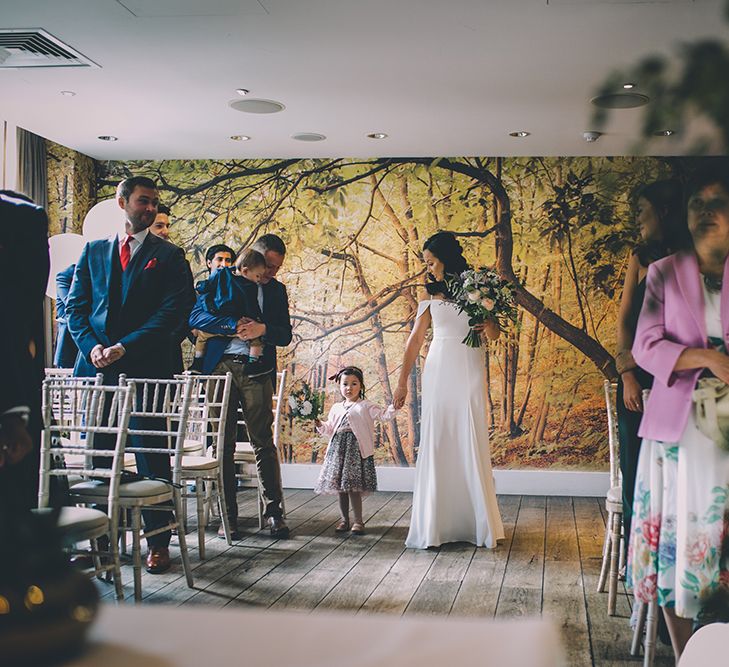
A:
16 127 47 209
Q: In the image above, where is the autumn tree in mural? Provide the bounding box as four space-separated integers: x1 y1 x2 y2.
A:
97 155 685 470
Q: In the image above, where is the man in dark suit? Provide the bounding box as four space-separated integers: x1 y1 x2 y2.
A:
53 263 78 368
147 203 195 375
189 234 292 539
0 191 49 512
66 176 191 573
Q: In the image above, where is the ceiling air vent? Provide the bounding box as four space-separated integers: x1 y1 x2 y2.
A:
0 29 99 68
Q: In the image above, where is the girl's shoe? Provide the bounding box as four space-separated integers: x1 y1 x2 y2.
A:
351 522 365 535
335 519 350 533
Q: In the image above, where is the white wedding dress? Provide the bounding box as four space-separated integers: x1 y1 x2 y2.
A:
405 299 505 549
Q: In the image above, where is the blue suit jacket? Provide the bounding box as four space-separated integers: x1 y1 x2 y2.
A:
66 232 191 380
54 263 78 368
189 277 292 386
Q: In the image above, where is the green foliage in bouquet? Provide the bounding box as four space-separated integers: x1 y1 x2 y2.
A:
448 268 518 347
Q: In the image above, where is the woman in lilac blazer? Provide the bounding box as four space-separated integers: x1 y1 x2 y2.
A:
631 161 729 660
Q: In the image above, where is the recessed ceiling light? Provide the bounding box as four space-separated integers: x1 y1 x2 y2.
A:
292 133 326 142
60 90 76 97
509 131 530 138
591 93 649 109
235 88 249 96
367 132 388 139
97 135 118 142
229 98 285 114
230 135 251 141
653 129 675 137
622 83 636 90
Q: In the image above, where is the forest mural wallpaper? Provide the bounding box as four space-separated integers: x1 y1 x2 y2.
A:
82 155 697 471
45 138 96 236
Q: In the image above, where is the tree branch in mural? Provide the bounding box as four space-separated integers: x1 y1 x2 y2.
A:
421 157 618 380
313 156 619 381
320 246 409 466
95 154 670 468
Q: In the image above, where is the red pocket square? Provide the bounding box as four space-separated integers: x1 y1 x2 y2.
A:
144 258 158 270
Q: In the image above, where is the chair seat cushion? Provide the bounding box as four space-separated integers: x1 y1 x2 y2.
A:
71 479 172 498
183 440 204 454
606 485 622 503
606 485 622 512
58 506 109 535
67 474 85 487
234 442 255 462
181 455 217 471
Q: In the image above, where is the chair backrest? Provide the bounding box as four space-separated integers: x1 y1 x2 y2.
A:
117 375 195 484
44 373 103 445
603 380 620 488
44 367 74 379
38 379 135 514
176 372 233 463
273 368 287 450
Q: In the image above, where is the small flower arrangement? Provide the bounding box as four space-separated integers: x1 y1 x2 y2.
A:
447 267 518 347
287 381 325 421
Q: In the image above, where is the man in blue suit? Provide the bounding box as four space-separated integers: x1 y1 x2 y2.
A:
66 176 192 574
189 234 292 539
53 263 78 368
147 203 196 375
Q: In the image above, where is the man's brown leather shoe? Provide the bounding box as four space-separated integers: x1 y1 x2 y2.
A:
145 547 171 574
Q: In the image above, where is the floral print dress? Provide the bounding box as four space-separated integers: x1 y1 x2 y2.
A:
629 283 729 621
314 409 378 495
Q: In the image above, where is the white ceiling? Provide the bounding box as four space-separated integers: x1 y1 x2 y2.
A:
0 0 726 160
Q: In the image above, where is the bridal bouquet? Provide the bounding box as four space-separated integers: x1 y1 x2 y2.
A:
287 381 324 422
448 267 517 347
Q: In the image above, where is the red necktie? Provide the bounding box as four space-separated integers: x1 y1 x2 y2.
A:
120 235 132 271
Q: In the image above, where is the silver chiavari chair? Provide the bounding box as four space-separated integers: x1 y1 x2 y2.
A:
70 375 195 601
37 378 135 600
175 372 233 557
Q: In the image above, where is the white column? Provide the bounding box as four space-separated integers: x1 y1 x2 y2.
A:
1 118 19 191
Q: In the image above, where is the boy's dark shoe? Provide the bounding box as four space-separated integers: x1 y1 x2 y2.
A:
267 516 290 539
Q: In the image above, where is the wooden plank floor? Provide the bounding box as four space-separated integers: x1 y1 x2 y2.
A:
97 490 674 666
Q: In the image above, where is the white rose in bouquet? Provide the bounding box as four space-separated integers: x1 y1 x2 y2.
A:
447 266 517 347
288 396 297 409
301 401 312 416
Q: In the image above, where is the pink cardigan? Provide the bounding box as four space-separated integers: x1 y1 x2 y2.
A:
632 251 729 442
317 399 396 458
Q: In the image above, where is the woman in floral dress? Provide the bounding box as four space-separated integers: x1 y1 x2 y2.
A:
630 161 729 660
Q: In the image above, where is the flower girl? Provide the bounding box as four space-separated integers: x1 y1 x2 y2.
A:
314 367 396 535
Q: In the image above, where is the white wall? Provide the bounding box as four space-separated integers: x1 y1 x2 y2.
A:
281 464 608 497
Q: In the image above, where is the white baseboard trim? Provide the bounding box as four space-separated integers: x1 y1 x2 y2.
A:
281 464 608 497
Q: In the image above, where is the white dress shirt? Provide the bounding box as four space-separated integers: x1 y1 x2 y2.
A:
118 228 149 262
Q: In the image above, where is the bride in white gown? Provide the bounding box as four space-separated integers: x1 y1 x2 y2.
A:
394 232 504 549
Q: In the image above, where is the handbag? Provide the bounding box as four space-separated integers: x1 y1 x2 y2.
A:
692 377 729 451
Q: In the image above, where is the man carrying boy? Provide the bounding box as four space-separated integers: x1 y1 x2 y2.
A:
189 234 292 539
